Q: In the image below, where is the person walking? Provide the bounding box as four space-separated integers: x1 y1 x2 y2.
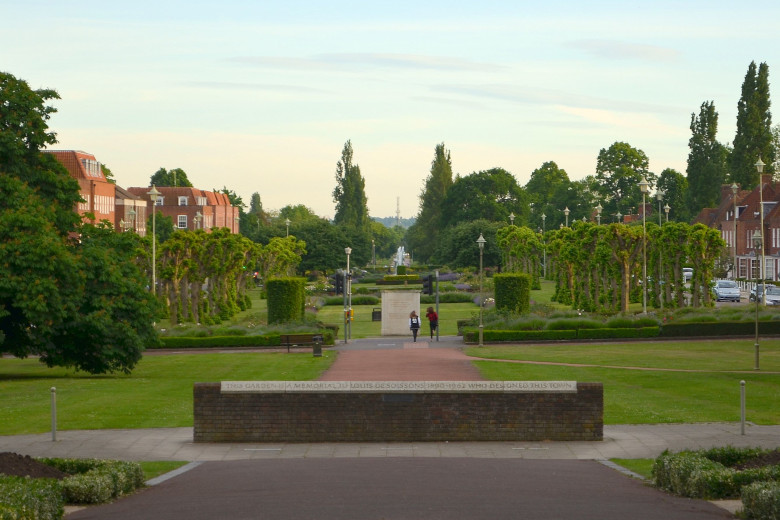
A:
409 310 421 342
425 306 438 339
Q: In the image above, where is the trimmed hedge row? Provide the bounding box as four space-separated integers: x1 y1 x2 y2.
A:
653 448 780 500
155 330 335 349
742 481 780 520
660 320 780 337
462 327 659 343
0 477 62 520
0 458 145 519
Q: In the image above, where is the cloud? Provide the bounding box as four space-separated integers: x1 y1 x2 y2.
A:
433 84 680 115
566 39 681 63
180 81 328 94
226 53 501 73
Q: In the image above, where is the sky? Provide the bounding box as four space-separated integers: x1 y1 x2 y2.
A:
3 1 779 220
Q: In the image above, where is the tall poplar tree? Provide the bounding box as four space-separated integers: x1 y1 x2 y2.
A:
332 140 369 229
686 101 729 217
731 61 775 187
406 143 454 261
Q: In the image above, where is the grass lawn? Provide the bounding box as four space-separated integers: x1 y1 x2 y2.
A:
467 341 780 424
0 352 335 435
611 458 654 480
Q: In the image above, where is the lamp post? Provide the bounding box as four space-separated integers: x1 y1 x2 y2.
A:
147 185 161 295
639 177 650 314
616 211 622 223
541 213 546 278
664 204 670 223
732 183 739 279
119 219 126 232
285 218 291 237
595 204 602 225
656 190 664 312
753 231 763 371
564 207 570 227
194 211 202 230
345 247 352 343
127 208 136 232
477 233 486 347
509 212 515 226
372 239 376 272
756 158 766 299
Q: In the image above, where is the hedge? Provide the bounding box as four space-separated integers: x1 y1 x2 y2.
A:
0 458 145 519
741 481 780 520
267 277 306 324
576 327 659 339
494 273 531 314
463 329 577 342
660 320 780 338
154 331 334 349
0 477 63 520
653 448 780 500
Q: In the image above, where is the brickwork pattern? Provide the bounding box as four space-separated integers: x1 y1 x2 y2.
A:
193 383 603 442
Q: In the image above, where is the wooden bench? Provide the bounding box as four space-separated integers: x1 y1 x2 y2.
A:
280 333 324 354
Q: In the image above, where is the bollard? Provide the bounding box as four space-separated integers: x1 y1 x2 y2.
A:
740 380 746 436
51 387 57 442
313 335 323 357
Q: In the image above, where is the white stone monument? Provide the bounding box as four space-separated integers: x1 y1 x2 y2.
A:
381 290 420 336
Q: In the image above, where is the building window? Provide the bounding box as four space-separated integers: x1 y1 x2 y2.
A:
178 196 188 206
155 197 164 206
178 215 188 229
197 196 207 206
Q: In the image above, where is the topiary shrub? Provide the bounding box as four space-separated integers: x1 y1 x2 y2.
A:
741 481 780 520
266 277 306 324
493 273 531 314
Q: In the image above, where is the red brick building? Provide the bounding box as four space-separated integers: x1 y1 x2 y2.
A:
695 175 779 280
44 150 118 226
127 186 239 234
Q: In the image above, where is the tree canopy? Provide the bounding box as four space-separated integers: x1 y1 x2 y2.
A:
0 70 157 374
406 143 453 262
731 61 775 188
686 101 728 217
440 168 528 229
594 142 655 217
150 167 194 187
332 140 369 230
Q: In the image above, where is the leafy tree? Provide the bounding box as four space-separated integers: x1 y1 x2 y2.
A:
290 217 348 273
657 168 689 223
432 219 503 269
406 143 454 262
525 161 570 229
440 168 528 229
214 186 244 209
147 210 175 244
279 204 321 223
594 142 655 217
150 167 193 187
0 70 157 373
101 163 116 184
686 101 729 217
731 61 775 187
332 140 369 229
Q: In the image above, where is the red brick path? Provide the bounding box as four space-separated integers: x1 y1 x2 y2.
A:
319 344 484 381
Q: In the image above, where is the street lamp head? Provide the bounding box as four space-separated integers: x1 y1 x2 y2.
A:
616 211 622 222
656 189 664 201
541 213 546 222
638 177 650 194
285 218 291 226
753 231 764 250
147 184 161 202
596 203 602 215
731 182 739 195
345 247 352 256
756 158 765 174
563 207 570 216
476 233 486 250
509 212 515 224
664 203 670 215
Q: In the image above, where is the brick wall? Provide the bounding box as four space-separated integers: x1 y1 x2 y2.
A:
193 382 603 442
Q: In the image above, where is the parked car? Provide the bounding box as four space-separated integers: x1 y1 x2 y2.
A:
749 284 765 302
764 285 780 305
713 280 741 302
682 268 693 282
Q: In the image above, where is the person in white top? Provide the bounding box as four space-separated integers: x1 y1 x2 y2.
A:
409 310 421 342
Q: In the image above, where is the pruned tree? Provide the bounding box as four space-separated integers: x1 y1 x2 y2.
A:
332 140 369 230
